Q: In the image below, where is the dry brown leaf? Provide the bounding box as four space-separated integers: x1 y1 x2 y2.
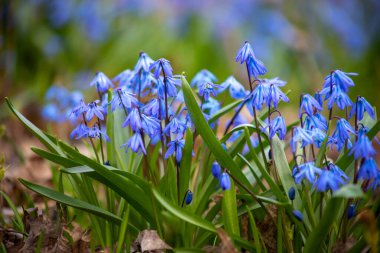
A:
131 230 172 253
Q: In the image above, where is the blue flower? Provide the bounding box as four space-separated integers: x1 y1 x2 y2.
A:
87 125 110 141
349 96 375 121
265 78 289 108
70 99 88 119
321 85 352 110
191 69 217 88
235 41 255 64
113 69 134 87
85 101 105 121
42 104 64 122
314 169 346 192
212 162 222 179
89 72 114 93
323 70 357 93
293 210 304 221
303 113 327 131
202 97 221 116
219 173 231 191
110 88 139 111
130 70 154 95
165 139 185 162
299 94 322 117
198 81 218 101
288 187 296 200
220 76 246 99
311 128 326 148
357 158 379 181
150 58 173 79
164 76 182 97
329 163 349 181
247 82 269 111
292 162 322 184
246 55 267 79
141 114 161 137
121 132 146 154
185 191 193 205
290 127 314 153
163 117 186 138
332 118 355 144
122 108 142 131
350 128 376 159
134 52 154 73
369 172 380 190
263 116 286 140
314 91 323 107
143 98 163 118
70 123 89 140
327 136 351 152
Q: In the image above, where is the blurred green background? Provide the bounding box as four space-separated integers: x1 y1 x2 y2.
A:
1 0 380 122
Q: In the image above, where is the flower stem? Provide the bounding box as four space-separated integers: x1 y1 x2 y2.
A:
97 119 105 164
82 114 100 163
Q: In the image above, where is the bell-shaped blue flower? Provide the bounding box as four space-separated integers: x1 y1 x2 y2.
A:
150 58 173 79
134 52 154 73
235 41 255 64
84 125 110 141
332 118 355 144
202 97 221 116
163 117 186 138
110 88 139 111
220 76 246 99
70 123 89 140
198 81 218 101
89 72 114 93
292 162 322 184
246 55 267 79
303 113 328 132
86 101 105 121
247 82 269 111
70 99 88 119
299 94 322 117
323 70 357 93
314 169 346 192
121 132 146 154
263 116 286 140
350 128 376 159
122 108 142 131
143 98 163 118
219 173 231 191
191 69 217 88
290 127 314 153
357 158 379 181
349 96 375 121
369 172 380 190
311 128 326 148
211 162 222 179
321 85 352 110
141 114 161 137
265 78 289 108
314 91 323 107
165 139 185 162
113 69 134 87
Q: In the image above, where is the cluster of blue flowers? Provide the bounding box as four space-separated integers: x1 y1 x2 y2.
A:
291 68 379 192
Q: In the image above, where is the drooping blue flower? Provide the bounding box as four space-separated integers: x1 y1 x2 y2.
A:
288 187 296 200
70 123 89 140
198 81 218 101
130 70 154 96
121 132 146 154
246 55 267 79
329 163 349 181
321 85 352 110
369 172 380 190
134 52 154 73
350 128 376 159
235 41 255 64
299 94 322 117
247 82 269 110
357 158 379 181
219 76 246 99
185 190 193 205
314 91 323 107
165 139 185 162
143 98 163 119
349 96 375 121
311 128 326 148
163 117 186 138
86 125 110 141
322 70 357 93
141 114 161 137
110 88 139 111
293 210 304 221
263 116 286 140
163 76 181 97
314 169 346 192
89 72 114 93
122 108 142 131
150 58 173 79
265 78 289 108
290 127 314 153
202 97 221 116
303 113 328 132
113 69 134 87
211 162 222 179
219 173 231 191
292 162 322 184
42 104 64 122
191 69 217 88
70 99 88 119
85 101 105 121
327 136 351 152
332 118 355 144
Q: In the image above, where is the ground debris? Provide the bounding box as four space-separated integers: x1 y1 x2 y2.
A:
131 230 172 253
202 228 239 253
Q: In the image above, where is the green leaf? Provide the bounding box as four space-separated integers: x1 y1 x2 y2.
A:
222 180 240 237
6 98 63 155
333 184 365 199
180 128 193 203
181 76 253 192
31 147 80 168
303 197 344 253
0 191 24 232
19 179 130 228
315 127 330 168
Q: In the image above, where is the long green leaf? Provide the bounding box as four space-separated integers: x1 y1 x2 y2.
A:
180 128 193 203
0 191 24 232
222 180 240 237
181 76 253 192
31 147 80 168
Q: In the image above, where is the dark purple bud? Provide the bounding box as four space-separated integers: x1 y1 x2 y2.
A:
348 204 355 219
288 187 296 200
185 191 193 205
219 173 231 191
293 210 303 222
211 162 222 179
